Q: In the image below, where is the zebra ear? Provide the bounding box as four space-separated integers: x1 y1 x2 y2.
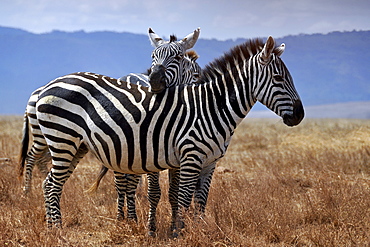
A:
274 43 285 57
148 28 166 47
260 36 275 64
180 27 200 50
185 50 199 61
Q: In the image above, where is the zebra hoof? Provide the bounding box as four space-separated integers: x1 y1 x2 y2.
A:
127 215 138 222
170 221 184 238
46 221 53 228
172 231 179 239
148 224 156 237
171 229 184 239
23 187 31 195
47 220 62 229
148 231 156 237
116 214 125 221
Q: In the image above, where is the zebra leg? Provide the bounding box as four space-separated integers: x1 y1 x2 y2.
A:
125 174 140 221
194 165 215 215
113 171 128 221
24 144 50 194
147 172 161 236
43 145 88 227
173 164 201 235
24 155 38 194
114 172 141 221
22 95 52 194
168 169 181 234
36 151 51 178
42 171 53 227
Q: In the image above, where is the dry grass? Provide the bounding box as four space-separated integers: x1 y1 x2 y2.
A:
0 116 369 246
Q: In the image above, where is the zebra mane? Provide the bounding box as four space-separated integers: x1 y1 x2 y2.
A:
201 38 269 82
169 35 177 42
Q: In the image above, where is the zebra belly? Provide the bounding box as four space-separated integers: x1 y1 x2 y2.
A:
90 148 178 174
107 162 174 174
85 129 179 174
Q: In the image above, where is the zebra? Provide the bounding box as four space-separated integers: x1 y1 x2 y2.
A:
31 36 304 235
19 30 202 224
19 50 201 194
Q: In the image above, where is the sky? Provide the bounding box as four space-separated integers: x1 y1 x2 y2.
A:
0 0 369 40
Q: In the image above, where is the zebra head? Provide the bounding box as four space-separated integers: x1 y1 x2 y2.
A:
148 27 200 93
184 50 202 84
254 36 304 126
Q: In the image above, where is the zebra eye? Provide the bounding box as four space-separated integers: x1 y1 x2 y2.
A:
273 75 284 82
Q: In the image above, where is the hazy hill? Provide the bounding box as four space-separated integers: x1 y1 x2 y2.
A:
0 26 369 117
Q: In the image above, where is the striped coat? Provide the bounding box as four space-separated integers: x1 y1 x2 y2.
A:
34 36 304 234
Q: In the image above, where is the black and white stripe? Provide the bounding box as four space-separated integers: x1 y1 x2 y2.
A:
30 36 304 234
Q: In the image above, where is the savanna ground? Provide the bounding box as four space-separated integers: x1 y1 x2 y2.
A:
0 116 369 246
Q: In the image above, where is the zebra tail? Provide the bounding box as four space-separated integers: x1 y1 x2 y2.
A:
18 113 29 178
86 166 109 194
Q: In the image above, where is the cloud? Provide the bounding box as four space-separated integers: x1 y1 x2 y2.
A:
0 0 369 40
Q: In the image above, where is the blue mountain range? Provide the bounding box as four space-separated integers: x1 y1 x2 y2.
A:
0 26 369 116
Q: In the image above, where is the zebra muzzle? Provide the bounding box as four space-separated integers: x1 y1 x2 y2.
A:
149 64 167 93
283 99 305 126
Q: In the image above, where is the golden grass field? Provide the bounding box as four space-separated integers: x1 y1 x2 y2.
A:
0 116 369 246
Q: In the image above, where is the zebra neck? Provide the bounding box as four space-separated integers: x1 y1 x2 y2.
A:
172 74 255 149
200 62 257 129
